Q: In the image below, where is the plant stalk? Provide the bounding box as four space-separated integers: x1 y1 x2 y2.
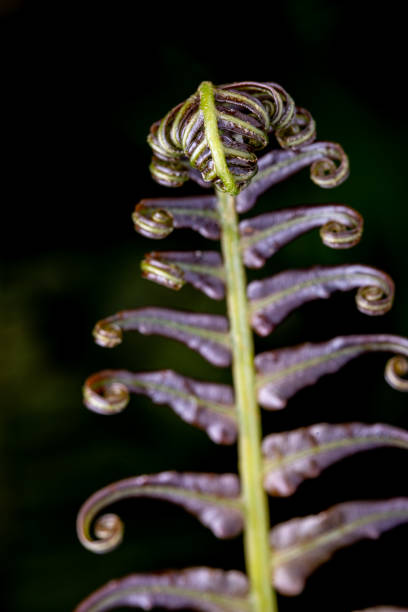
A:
217 190 277 612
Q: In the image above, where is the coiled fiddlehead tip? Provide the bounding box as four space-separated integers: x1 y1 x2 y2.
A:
78 512 124 554
320 214 363 250
310 143 350 188
92 321 123 348
356 284 394 316
385 355 408 391
141 254 185 291
275 107 316 149
83 376 130 415
132 203 174 240
148 80 318 195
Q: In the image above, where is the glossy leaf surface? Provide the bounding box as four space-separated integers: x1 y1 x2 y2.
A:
240 204 363 268
77 472 243 553
75 567 250 612
133 196 219 240
236 142 349 213
248 264 394 336
256 334 408 409
83 369 237 445
142 251 225 299
262 422 408 496
93 307 231 367
270 498 408 595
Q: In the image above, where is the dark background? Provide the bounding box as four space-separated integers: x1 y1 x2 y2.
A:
2 1 408 610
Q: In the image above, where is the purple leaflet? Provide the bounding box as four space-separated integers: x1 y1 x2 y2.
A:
262 422 408 496
83 369 236 445
248 264 394 336
240 204 363 268
236 141 349 213
132 196 219 240
256 334 408 410
270 498 408 596
93 307 231 367
141 251 225 300
77 472 243 553
74 567 250 612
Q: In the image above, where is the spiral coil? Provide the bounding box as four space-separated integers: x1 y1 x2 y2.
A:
385 355 408 391
148 81 317 195
355 284 394 316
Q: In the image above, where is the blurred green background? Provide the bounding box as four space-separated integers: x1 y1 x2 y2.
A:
2 1 408 610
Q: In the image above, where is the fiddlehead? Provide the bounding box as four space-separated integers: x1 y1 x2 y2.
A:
141 251 225 298
240 204 363 269
248 264 394 336
385 355 408 391
92 307 231 367
132 195 219 240
148 81 318 195
77 79 408 612
132 205 174 239
83 369 237 444
275 107 316 149
77 472 243 553
236 143 350 213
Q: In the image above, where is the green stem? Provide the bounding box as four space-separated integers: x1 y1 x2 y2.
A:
217 190 277 612
199 81 239 195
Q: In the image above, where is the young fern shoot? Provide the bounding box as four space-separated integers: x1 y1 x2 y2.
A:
76 81 408 612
